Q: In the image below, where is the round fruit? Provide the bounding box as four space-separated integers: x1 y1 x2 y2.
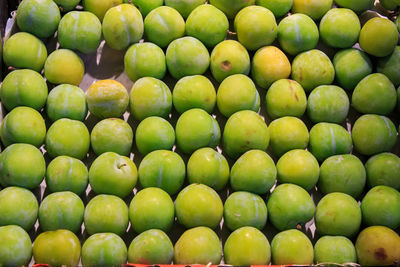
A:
314 236 357 264
256 0 293 17
0 225 32 267
165 0 206 18
208 0 255 19
292 0 333 20
82 0 123 21
132 0 163 17
53 0 80 12
377 46 400 87
366 153 400 190
334 0 374 13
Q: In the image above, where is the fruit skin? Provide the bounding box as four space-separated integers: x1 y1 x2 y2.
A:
352 115 397 156
0 144 45 190
318 154 366 198
309 123 352 162
174 227 222 264
54 0 80 12
217 74 260 118
82 233 127 267
124 42 166 82
291 49 335 92
128 229 173 264
319 8 360 48
135 117 175 155
224 227 271 265
84 194 129 236
172 75 216 114
144 6 185 48
129 77 172 121
210 40 250 83
102 4 144 50
187 148 229 191
355 226 400 266
89 152 137 198
138 150 185 195
45 118 90 160
16 0 61 38
277 13 319 56
277 149 319 191
234 6 277 51
333 48 373 91
366 153 400 190
91 118 133 156
58 11 102 54
256 0 293 17
0 187 38 231
334 0 374 13
224 192 267 231
359 17 399 57
361 185 400 229
396 16 400 32
46 84 87 122
175 108 220 154
251 46 291 88
0 106 46 147
223 110 269 159
377 46 400 87
166 36 210 79
132 0 163 17
266 79 307 119
165 0 206 18
87 79 129 119
185 4 228 48
44 49 85 86
230 150 277 195
175 184 223 229
129 187 174 233
0 225 32 267
46 156 88 195
314 236 357 264
33 230 81 267
3 32 47 72
271 229 314 265
209 0 255 19
307 85 350 123
82 0 123 21
38 192 84 233
316 192 362 237
292 0 333 20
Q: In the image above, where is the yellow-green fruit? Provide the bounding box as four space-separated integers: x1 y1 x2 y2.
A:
314 236 357 264
292 0 333 20
165 0 206 18
54 0 80 12
83 0 123 21
209 0 256 19
132 0 163 17
0 225 32 267
256 0 293 17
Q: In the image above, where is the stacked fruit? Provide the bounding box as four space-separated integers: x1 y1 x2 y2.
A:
1 0 400 266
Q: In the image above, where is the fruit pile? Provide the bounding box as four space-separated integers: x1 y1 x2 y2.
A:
0 0 400 266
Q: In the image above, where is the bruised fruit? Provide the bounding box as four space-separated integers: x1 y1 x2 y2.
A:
165 0 206 18
365 153 400 190
209 0 255 19
256 0 293 17
377 46 400 87
132 0 163 17
0 225 32 267
314 236 357 264
292 0 333 20
334 0 374 13
82 0 123 21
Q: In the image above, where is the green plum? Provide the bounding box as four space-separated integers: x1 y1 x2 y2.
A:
0 225 32 267
396 16 400 32
377 46 400 87
209 0 255 19
314 236 357 264
365 153 400 190
165 0 206 18
292 0 333 20
334 0 374 13
54 0 80 12
131 0 163 17
256 0 293 17
82 0 123 21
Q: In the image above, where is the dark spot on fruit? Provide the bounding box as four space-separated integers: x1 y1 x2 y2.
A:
117 163 127 169
374 248 387 260
220 61 232 71
322 70 326 75
295 93 299 102
246 140 250 144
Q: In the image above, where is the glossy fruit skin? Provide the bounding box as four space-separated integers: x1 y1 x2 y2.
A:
318 154 366 198
355 226 400 266
0 225 32 267
230 150 277 195
128 229 173 264
175 184 223 229
46 156 88 195
16 0 61 38
334 0 374 13
82 0 123 21
33 230 81 267
0 144 45 190
165 0 206 18
132 0 163 17
271 229 314 265
38 192 84 233
129 187 174 233
138 150 185 195
292 0 333 20
256 0 293 17
365 153 400 190
224 227 271 265
0 187 38 231
174 227 222 264
314 236 357 264
377 46 400 87
267 183 315 231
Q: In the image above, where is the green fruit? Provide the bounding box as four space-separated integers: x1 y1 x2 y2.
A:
265 79 307 119
165 0 206 18
16 0 61 38
3 32 47 72
46 118 90 160
267 183 315 231
39 192 84 233
0 144 45 189
185 4 228 48
334 0 374 13
0 225 32 267
174 227 222 264
82 233 127 267
256 0 293 17
366 153 400 190
292 0 333 20
54 0 80 12
314 236 357 264
318 154 366 198
138 150 185 195
131 0 163 17
224 227 271 265
230 150 277 195
277 149 319 191
377 46 400 87
359 17 398 57
209 0 255 19
217 74 260 118
175 184 223 228
396 16 400 32
380 0 398 10
1 106 46 147
0 187 38 231
129 187 174 233
46 84 87 122
82 0 123 21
